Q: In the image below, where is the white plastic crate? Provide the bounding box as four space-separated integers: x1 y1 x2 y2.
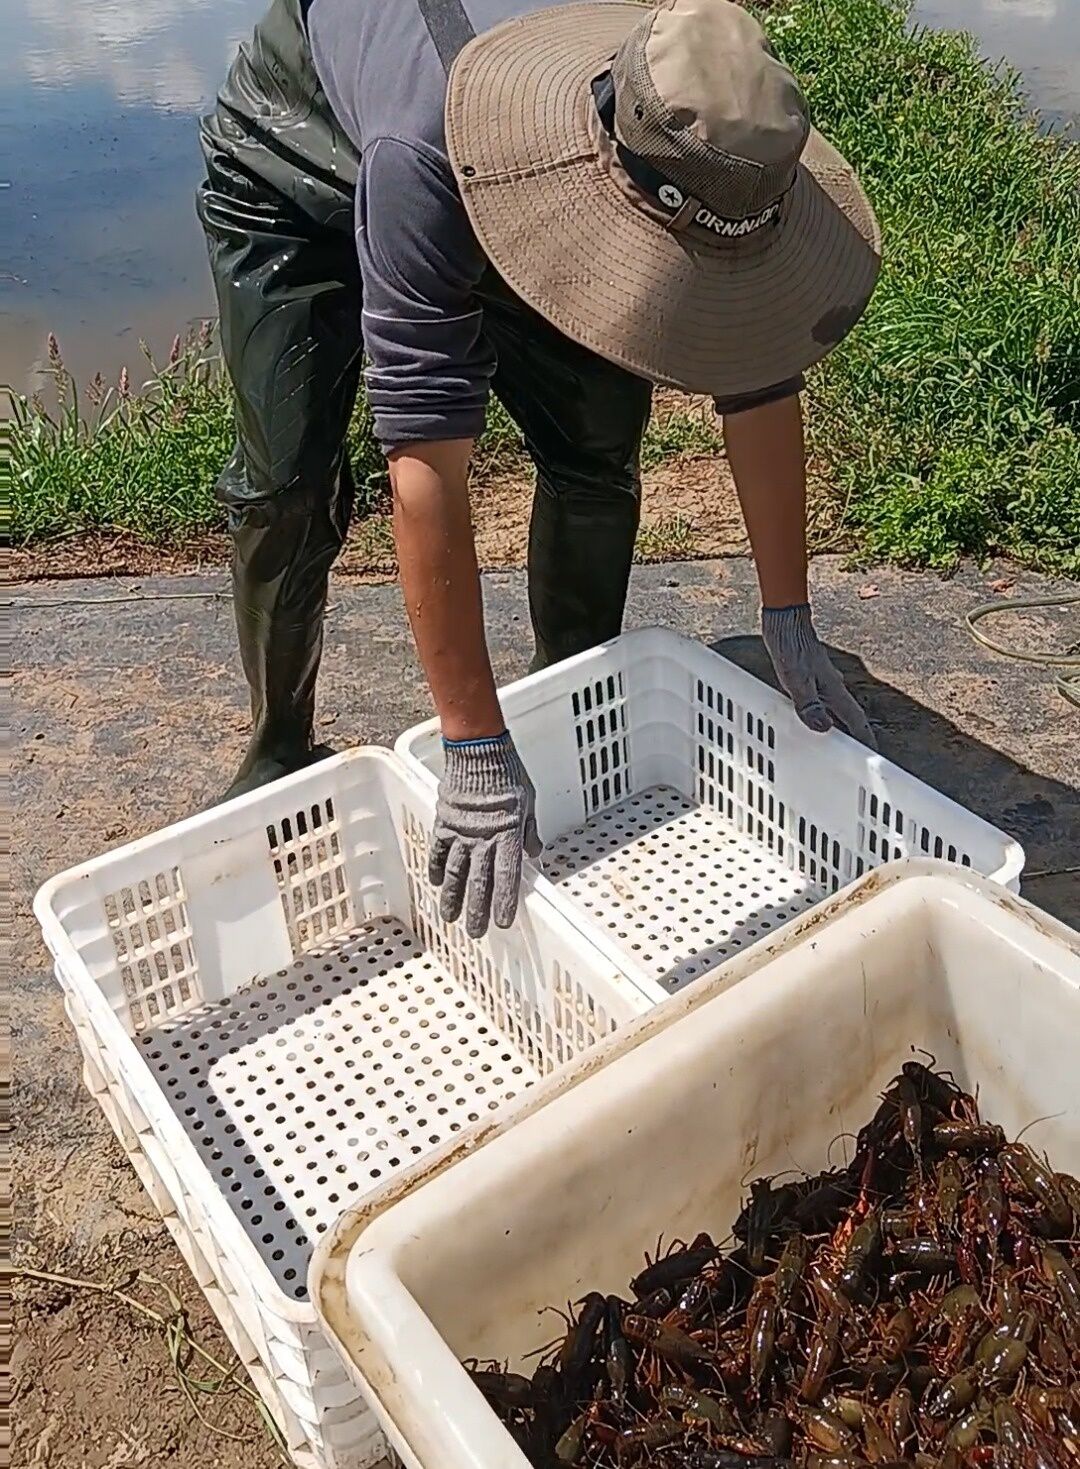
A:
397 628 1024 999
310 862 1080 1469
34 749 652 1469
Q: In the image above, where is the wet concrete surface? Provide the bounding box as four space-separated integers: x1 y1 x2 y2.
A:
11 556 1079 1465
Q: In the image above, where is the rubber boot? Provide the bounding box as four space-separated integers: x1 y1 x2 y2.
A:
478 270 653 673
197 109 362 805
220 453 354 803
526 483 640 673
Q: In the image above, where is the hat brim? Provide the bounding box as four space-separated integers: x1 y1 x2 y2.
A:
446 2 881 397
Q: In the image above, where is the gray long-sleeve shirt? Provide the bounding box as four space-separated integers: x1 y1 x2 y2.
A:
306 0 575 448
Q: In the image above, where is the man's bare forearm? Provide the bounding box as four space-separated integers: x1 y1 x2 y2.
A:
389 439 504 741
723 392 809 609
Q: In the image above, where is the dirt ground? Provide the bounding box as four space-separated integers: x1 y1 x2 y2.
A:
11 555 1078 1468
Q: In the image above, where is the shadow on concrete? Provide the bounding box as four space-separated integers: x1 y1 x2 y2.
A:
712 634 1079 930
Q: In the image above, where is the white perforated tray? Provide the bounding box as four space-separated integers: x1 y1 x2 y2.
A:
398 628 1024 997
543 786 822 992
136 916 542 1301
35 749 652 1469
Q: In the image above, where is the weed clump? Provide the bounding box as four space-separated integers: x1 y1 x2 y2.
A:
765 0 1080 573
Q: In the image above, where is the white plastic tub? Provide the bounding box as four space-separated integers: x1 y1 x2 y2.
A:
34 749 652 1469
311 862 1080 1469
397 628 1024 999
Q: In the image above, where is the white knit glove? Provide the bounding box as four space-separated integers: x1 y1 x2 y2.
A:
762 604 877 749
429 733 541 938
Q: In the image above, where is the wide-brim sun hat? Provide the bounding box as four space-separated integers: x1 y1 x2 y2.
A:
445 0 881 398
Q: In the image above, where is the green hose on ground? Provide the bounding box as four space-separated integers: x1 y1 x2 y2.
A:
964 593 1079 884
965 594 1080 710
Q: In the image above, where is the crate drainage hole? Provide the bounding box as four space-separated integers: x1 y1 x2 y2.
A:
137 917 542 1297
541 786 824 993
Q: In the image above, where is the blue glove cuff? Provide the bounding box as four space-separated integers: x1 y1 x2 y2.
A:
442 730 510 751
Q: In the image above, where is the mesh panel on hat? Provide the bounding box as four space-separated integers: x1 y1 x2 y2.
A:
612 2 805 218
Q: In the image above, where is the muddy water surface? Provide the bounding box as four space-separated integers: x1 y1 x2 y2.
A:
0 0 265 392
913 0 1080 131
1 0 1078 393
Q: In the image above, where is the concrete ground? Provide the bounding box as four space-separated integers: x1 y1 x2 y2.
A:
11 556 1078 1467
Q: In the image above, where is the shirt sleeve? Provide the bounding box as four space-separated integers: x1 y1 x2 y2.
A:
714 375 805 416
358 135 495 450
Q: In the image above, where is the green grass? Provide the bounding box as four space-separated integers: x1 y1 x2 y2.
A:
3 330 527 543
640 403 722 469
762 0 1080 573
636 513 699 561
3 331 540 544
6 0 1080 573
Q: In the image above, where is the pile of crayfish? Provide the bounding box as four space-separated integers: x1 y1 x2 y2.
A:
466 1059 1079 1467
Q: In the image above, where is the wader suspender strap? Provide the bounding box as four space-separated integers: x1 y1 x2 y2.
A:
415 0 476 75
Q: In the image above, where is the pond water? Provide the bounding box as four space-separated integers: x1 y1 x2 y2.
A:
1 0 1077 394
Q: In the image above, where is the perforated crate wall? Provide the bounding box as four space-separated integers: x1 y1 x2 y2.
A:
694 679 791 857
57 974 373 1469
692 673 980 896
104 867 200 1031
102 793 364 1037
402 809 622 1074
267 796 356 954
857 788 976 875
572 671 632 817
